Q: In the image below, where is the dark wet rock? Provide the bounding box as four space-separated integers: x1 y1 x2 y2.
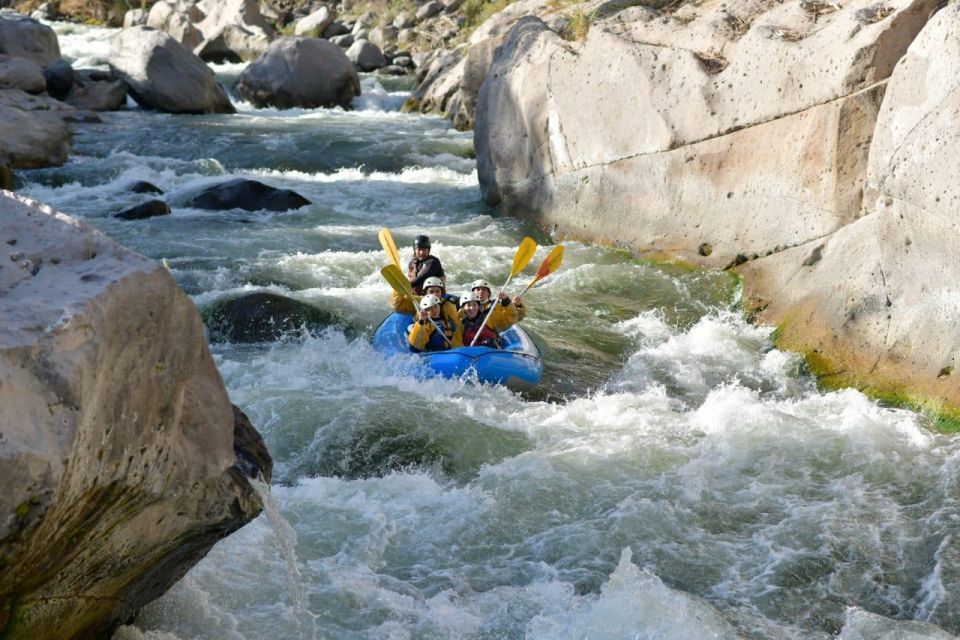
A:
235 36 360 109
42 59 74 100
203 291 340 342
322 20 350 38
188 178 310 212
232 405 273 481
66 75 128 111
376 65 407 76
114 199 171 220
0 146 12 190
128 180 164 194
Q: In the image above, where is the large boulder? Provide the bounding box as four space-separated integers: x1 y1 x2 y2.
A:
145 0 204 50
0 90 72 168
0 9 61 66
0 192 271 639
476 0 938 266
235 37 360 109
203 292 341 342
0 54 45 93
187 178 311 211
193 0 275 61
739 4 960 416
108 26 235 114
346 39 387 71
65 71 128 111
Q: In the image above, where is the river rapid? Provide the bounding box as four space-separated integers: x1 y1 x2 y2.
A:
19 22 960 640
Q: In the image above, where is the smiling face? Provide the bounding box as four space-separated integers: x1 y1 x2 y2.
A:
463 300 480 319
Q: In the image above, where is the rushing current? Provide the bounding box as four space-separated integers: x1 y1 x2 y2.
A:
19 22 960 640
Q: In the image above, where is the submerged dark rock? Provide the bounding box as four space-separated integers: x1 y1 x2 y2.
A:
128 180 164 195
188 178 311 212
114 199 170 220
203 291 339 342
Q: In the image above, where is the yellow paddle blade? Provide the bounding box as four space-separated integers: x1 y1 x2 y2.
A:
518 245 564 296
510 236 538 278
379 228 402 271
380 264 415 300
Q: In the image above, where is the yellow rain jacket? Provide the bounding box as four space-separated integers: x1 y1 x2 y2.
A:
479 298 520 333
408 312 464 351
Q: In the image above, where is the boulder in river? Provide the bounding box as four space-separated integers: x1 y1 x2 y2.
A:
0 54 45 93
188 178 311 212
0 90 71 168
0 9 61 66
65 71 129 111
0 192 270 639
115 199 171 220
128 179 164 194
108 26 235 114
42 59 75 100
203 291 341 342
235 37 360 109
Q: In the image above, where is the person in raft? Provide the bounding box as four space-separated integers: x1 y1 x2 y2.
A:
408 235 445 295
391 276 462 330
459 292 502 348
408 294 463 352
470 279 527 332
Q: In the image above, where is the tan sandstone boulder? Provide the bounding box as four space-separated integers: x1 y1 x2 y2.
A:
0 192 271 639
738 4 960 413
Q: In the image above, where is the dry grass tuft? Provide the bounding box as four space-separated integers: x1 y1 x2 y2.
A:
855 3 894 22
770 26 806 41
694 49 728 73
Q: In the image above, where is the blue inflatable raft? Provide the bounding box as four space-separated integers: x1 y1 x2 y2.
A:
372 312 542 390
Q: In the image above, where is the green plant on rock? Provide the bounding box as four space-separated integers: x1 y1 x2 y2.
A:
560 0 598 42
463 0 515 29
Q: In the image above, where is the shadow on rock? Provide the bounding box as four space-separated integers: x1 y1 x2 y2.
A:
202 291 345 343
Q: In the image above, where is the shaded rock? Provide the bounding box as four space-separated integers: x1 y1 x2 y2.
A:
203 291 339 342
0 54 45 93
128 180 164 194
0 145 11 190
188 178 310 212
397 27 415 44
65 74 128 111
108 26 235 114
376 64 407 75
123 7 147 27
232 405 273 480
294 5 335 36
329 33 354 47
0 90 71 168
30 1 57 20
415 0 442 20
322 20 350 38
114 199 171 219
41 58 73 99
346 39 387 71
235 36 360 109
194 0 275 62
0 9 61 66
196 23 271 62
393 54 413 68
0 192 268 639
442 0 463 11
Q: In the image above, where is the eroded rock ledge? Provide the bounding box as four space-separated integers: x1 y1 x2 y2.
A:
475 0 960 419
0 192 272 639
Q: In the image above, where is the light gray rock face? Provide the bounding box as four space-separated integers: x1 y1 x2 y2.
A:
194 0 274 61
0 90 72 167
0 192 271 639
294 5 335 36
416 0 443 21
235 37 360 108
739 4 960 409
66 73 128 111
393 11 414 28
476 0 938 263
0 54 45 93
368 24 398 49
346 38 387 71
0 9 61 66
146 0 203 49
123 7 147 27
108 26 235 114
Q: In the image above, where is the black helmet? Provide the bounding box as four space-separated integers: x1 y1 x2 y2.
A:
413 235 431 249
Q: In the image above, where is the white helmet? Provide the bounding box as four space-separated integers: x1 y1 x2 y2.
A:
460 292 480 306
471 279 492 294
418 294 442 311
423 276 444 292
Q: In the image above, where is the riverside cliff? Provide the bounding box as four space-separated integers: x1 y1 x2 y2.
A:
466 0 960 423
0 192 271 639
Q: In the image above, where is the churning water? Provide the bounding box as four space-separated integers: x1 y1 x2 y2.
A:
21 22 960 640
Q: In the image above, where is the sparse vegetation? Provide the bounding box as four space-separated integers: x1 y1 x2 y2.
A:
694 49 728 73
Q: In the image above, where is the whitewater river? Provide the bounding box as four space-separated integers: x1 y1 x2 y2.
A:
19 22 960 640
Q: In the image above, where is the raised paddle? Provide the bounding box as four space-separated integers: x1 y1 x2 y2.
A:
380 264 453 347
516 245 564 297
469 237 538 346
378 228 402 271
